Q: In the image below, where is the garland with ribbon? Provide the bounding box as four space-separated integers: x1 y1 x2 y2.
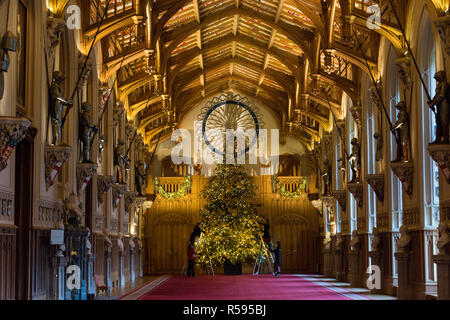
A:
273 175 307 199
154 176 192 200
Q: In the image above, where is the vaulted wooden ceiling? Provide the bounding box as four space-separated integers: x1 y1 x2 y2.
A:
73 0 412 148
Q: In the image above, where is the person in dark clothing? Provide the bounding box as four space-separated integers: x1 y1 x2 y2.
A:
262 221 271 245
190 223 203 242
271 241 281 276
186 242 196 277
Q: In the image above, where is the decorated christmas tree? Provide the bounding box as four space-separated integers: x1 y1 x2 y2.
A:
196 164 265 267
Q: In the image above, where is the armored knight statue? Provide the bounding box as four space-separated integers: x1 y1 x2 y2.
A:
428 71 450 144
98 133 106 163
114 140 127 185
322 159 332 196
374 132 383 162
348 138 361 183
85 227 92 256
391 101 410 162
49 71 73 145
0 31 19 100
135 160 147 196
79 103 98 163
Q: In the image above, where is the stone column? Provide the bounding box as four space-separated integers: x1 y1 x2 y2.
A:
119 252 125 287
349 231 361 287
323 235 333 277
433 218 450 300
394 225 413 299
87 254 96 297
130 249 135 283
334 234 345 281
51 256 67 300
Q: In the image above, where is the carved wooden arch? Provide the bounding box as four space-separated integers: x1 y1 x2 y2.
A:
167 33 302 89
176 59 295 102
160 6 314 76
153 0 326 48
144 125 171 145
153 212 191 226
174 74 288 108
273 212 310 226
129 95 163 120
47 0 71 16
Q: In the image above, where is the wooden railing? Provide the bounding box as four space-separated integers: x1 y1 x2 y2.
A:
154 177 192 195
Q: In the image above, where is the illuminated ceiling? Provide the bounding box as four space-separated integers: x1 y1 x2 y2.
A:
74 0 412 148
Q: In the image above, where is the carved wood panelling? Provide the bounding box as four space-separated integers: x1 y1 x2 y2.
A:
0 227 16 299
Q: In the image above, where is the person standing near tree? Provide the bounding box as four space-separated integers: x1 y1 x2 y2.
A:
186 242 196 277
271 241 281 276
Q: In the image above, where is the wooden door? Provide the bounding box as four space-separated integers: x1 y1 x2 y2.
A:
272 213 310 274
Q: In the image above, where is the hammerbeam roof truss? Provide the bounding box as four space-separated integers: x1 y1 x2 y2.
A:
79 0 409 147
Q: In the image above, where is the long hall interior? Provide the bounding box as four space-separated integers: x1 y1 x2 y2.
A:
0 0 450 301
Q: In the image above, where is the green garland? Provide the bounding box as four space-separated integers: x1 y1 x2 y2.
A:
273 175 307 199
154 176 192 200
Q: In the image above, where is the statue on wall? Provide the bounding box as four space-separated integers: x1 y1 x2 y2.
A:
98 133 106 163
322 159 332 196
64 194 83 227
85 227 92 256
374 132 383 162
118 232 124 254
428 71 450 144
49 71 73 145
437 221 450 253
135 160 147 196
114 140 127 184
391 101 410 162
104 229 113 254
0 31 19 100
397 225 411 253
79 103 98 163
348 138 361 183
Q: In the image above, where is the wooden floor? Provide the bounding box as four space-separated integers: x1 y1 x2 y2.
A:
110 276 160 300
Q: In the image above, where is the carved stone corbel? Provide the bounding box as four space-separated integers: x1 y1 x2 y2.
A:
435 15 450 56
308 193 323 217
390 161 414 195
369 82 383 110
124 191 137 213
97 175 116 204
347 183 363 207
0 117 31 171
98 85 111 112
44 144 72 190
367 174 385 202
396 56 412 89
350 101 362 127
46 14 66 61
321 195 335 221
135 196 146 209
428 144 450 183
76 162 98 193
113 103 125 126
331 190 347 212
112 184 128 209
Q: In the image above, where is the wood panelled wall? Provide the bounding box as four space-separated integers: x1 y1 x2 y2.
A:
145 175 322 275
0 226 16 299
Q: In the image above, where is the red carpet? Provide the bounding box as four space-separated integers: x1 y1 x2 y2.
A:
134 274 370 300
